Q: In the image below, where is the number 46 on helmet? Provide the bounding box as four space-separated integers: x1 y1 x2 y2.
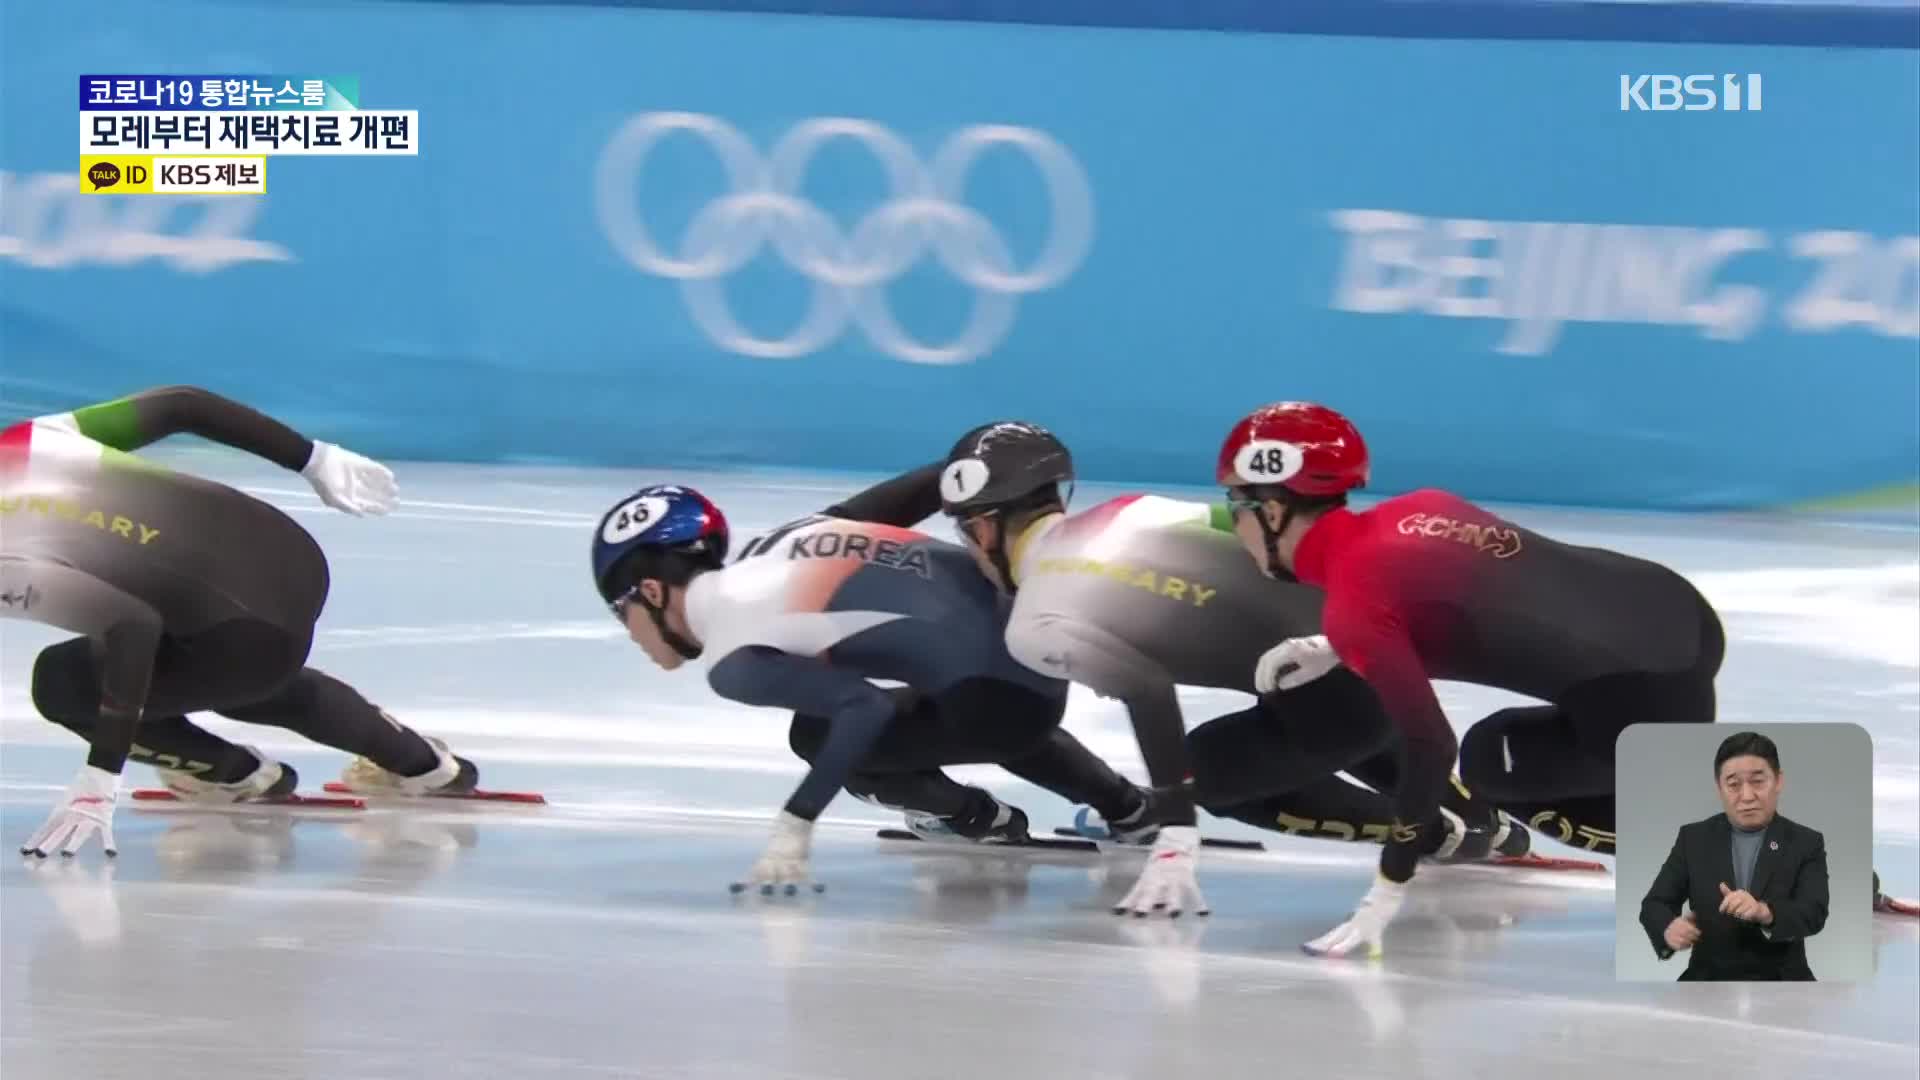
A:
591 485 730 663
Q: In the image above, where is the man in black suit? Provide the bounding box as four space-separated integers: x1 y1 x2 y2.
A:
1638 731 1829 980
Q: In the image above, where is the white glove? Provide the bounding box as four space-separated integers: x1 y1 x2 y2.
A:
21 765 121 859
1254 635 1342 693
732 811 824 897
301 440 397 517
1114 825 1210 918
1303 874 1409 959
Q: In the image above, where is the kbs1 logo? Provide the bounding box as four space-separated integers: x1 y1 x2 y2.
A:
1619 74 1763 112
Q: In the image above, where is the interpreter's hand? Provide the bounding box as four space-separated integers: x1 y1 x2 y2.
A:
1719 882 1771 925
1663 912 1700 951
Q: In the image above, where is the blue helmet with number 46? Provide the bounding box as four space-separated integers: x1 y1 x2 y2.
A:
591 484 730 603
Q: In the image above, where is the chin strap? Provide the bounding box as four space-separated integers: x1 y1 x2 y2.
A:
988 527 1020 596
962 513 1021 595
642 589 704 660
1256 493 1295 580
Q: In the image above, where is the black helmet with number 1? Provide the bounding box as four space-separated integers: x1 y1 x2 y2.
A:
940 421 1075 519
941 421 1074 594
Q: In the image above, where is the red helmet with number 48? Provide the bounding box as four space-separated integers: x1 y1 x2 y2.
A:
1215 402 1370 497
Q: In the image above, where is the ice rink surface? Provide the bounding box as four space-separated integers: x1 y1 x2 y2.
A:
2 453 1917 1079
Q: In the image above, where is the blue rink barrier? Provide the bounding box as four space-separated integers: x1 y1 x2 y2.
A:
2 1 1916 511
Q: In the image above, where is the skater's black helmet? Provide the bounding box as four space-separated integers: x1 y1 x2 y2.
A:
939 421 1074 519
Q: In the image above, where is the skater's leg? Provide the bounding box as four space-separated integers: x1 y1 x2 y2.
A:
1207 772 1399 843
1457 704 1598 801
911 682 1142 831
1188 695 1404 841
31 624 302 788
1484 673 1707 858
1190 681 1516 856
1509 793 1616 853
222 667 468 793
843 769 977 818
1189 671 1395 810
787 681 1071 839
999 728 1141 824
1336 743 1528 857
1458 672 1712 857
788 712 976 818
1460 590 1720 853
220 668 437 773
787 682 1055 773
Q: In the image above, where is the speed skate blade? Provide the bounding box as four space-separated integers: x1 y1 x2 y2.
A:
1874 894 1920 918
1489 852 1609 873
131 788 366 809
877 828 1099 853
321 782 547 804
1051 826 1265 852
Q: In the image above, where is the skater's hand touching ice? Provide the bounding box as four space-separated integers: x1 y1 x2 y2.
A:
732 811 825 898
301 441 397 517
1114 826 1210 918
22 765 120 860
1663 912 1701 951
1303 874 1408 959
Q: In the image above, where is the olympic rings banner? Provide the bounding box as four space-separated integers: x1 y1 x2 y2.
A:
2 1 1916 512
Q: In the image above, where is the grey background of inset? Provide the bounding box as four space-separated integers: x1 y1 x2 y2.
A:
1613 722 1874 982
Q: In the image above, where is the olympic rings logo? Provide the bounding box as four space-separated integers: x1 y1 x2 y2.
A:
592 112 1094 365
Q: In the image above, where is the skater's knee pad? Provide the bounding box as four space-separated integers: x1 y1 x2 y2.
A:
30 638 100 728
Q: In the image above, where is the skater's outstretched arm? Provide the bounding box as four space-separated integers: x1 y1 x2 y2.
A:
1320 606 1457 884
44 386 397 517
821 462 945 528
707 646 898 822
88 618 164 774
10 563 165 859
50 386 315 469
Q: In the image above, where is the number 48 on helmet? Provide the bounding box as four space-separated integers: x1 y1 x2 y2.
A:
1215 401 1370 497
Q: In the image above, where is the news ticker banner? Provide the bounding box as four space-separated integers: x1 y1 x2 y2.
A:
77 75 416 194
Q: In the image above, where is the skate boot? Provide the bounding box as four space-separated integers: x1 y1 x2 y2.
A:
1491 810 1531 858
1427 773 1531 862
1873 870 1920 916
1427 807 1530 863
904 786 1030 844
337 735 478 797
156 746 298 803
1073 784 1162 845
